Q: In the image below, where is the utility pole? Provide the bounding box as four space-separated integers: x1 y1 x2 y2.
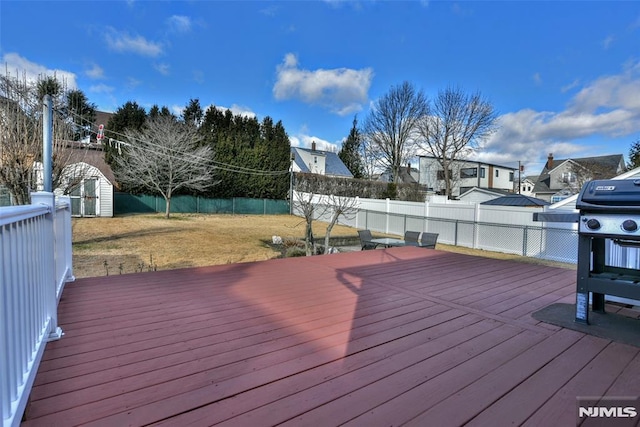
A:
518 160 522 194
289 152 295 215
43 95 53 192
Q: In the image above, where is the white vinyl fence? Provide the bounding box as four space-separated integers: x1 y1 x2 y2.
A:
1 192 74 427
293 192 579 263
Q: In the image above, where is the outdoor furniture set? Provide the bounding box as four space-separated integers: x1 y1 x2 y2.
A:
358 229 439 250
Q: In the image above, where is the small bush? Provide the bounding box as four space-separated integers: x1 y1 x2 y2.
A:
285 247 307 258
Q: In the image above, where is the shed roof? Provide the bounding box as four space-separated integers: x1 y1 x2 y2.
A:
480 194 550 207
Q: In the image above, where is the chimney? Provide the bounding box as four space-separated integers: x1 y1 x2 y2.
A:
311 141 316 151
547 153 554 170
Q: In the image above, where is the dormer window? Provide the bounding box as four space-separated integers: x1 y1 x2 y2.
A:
561 172 576 183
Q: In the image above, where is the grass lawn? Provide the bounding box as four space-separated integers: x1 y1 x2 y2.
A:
72 213 575 279
71 213 360 278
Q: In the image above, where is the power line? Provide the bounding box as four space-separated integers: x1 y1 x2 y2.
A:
59 108 291 176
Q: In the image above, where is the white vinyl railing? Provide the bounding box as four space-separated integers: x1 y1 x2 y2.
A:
0 192 74 427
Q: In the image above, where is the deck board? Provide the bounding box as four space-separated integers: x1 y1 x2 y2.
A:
22 247 640 426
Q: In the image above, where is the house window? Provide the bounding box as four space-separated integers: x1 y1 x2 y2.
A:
480 168 486 178
561 171 576 183
495 169 499 178
460 167 478 178
509 172 514 182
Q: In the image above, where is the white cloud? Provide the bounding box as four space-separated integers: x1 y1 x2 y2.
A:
482 61 640 172
201 103 257 119
105 28 163 57
2 52 78 89
89 83 114 94
289 133 339 152
561 79 580 93
85 63 105 79
154 63 170 76
602 35 615 49
532 72 542 86
273 53 373 116
167 15 192 33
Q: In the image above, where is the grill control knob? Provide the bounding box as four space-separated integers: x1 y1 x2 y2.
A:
586 219 601 230
622 220 638 232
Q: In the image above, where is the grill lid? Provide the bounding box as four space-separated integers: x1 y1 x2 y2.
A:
576 179 640 212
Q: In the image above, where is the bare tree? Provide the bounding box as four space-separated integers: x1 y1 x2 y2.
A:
363 81 428 183
0 73 77 204
114 116 215 218
417 86 497 198
293 190 319 256
567 159 622 192
320 193 359 254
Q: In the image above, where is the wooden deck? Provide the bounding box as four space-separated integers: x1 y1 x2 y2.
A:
22 247 640 426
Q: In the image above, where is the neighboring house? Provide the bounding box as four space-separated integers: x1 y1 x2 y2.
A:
418 156 517 197
377 163 420 184
518 176 537 197
457 187 513 204
291 142 353 178
480 194 550 207
532 153 625 203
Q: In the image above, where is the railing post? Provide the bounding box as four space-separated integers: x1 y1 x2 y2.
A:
60 196 75 289
31 192 63 341
455 220 459 246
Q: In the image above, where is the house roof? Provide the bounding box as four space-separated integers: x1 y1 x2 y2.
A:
533 154 624 194
480 194 550 207
59 142 117 187
419 155 517 171
458 187 512 199
291 147 353 178
378 167 419 184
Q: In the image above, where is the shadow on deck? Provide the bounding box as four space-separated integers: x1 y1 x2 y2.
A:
22 247 640 426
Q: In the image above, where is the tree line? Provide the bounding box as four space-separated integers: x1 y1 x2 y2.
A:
103 99 291 217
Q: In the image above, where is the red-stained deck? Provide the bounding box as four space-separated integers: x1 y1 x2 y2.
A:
22 247 640 426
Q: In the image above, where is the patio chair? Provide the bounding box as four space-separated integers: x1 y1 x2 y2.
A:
404 231 439 249
358 229 377 250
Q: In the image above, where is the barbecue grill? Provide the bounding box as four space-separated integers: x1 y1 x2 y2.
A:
574 179 640 324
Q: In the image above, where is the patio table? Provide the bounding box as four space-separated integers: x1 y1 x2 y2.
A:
369 237 407 248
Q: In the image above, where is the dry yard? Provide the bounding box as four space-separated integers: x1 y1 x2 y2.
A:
71 214 359 278
71 213 575 278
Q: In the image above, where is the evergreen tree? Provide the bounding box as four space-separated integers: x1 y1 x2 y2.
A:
628 139 640 170
65 89 97 141
338 116 365 179
104 101 147 166
182 98 203 128
199 107 290 199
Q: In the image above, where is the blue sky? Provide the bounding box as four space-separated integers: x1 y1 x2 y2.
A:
2 1 639 175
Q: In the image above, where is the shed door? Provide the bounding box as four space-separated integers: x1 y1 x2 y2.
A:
69 178 98 217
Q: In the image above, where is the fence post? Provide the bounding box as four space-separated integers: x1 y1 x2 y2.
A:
385 198 390 234
455 220 459 246
523 226 529 257
355 196 359 229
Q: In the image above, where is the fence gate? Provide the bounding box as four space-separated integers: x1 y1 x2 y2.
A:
70 178 98 217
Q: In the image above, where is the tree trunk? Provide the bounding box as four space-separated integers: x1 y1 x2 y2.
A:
324 214 338 254
165 197 171 219
305 220 314 256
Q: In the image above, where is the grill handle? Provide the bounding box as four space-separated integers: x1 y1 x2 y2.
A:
613 239 640 248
